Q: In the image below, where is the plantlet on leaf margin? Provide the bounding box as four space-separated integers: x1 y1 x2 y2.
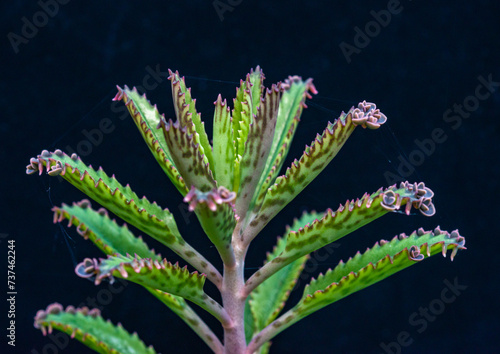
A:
27 66 465 354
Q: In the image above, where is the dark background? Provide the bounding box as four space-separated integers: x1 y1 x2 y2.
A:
2 0 499 353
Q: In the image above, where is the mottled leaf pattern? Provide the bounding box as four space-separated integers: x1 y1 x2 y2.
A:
54 201 223 352
32 151 182 245
113 86 188 196
34 304 156 354
160 119 217 192
249 212 315 332
82 254 227 323
27 67 464 354
236 84 280 218
52 200 161 259
30 150 221 286
251 77 317 214
246 182 434 293
232 68 265 192
93 254 205 299
247 228 465 352
184 186 237 265
212 94 235 190
168 70 215 173
296 229 465 325
247 110 358 236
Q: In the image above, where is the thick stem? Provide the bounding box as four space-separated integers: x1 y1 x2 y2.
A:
221 227 248 354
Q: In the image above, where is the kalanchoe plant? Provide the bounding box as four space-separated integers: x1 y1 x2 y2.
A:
27 67 465 354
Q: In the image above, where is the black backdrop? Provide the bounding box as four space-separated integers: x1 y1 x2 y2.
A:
2 1 499 353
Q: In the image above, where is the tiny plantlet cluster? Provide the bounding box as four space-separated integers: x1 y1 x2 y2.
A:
27 67 465 353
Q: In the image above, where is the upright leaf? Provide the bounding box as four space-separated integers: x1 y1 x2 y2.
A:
168 70 215 174
212 94 235 190
34 303 156 354
232 67 265 192
113 86 188 196
251 76 317 214
160 119 217 192
236 84 281 218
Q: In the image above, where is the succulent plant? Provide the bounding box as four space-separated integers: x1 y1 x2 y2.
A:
27 67 465 354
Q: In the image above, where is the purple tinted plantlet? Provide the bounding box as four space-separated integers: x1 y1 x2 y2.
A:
27 67 465 353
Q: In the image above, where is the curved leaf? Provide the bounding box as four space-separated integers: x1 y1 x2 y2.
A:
298 227 466 321
246 182 435 293
34 303 155 354
76 254 229 324
54 200 223 352
148 289 223 353
27 150 222 286
247 227 466 352
184 186 237 265
247 102 387 238
53 199 161 260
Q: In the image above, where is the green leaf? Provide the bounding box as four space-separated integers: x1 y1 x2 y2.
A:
246 182 436 293
160 119 217 192
248 66 265 117
34 303 156 354
244 298 272 353
244 298 256 344
251 76 317 214
54 200 223 352
212 94 235 190
113 86 189 196
232 79 251 164
30 150 182 245
232 67 265 192
53 200 161 260
295 227 466 320
248 102 387 237
168 70 215 176
236 84 281 218
184 186 237 265
77 255 228 323
28 150 222 286
247 227 465 351
249 212 315 333
87 254 205 302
